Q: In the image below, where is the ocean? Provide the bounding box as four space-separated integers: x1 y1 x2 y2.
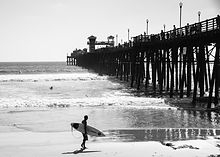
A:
0 62 220 142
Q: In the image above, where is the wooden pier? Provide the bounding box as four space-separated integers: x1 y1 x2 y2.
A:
67 15 220 108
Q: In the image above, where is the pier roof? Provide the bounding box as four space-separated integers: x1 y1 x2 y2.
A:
88 35 97 40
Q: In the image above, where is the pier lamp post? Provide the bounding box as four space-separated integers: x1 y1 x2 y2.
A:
179 2 183 28
163 24 166 32
146 19 149 35
116 34 118 46
198 11 201 22
128 29 130 42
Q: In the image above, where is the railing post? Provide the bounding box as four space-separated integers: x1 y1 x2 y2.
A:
206 19 208 32
213 18 215 30
217 15 220 29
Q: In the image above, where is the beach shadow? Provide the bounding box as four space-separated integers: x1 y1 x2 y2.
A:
62 150 101 155
78 150 101 154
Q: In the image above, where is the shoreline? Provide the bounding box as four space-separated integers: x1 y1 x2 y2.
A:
0 130 220 157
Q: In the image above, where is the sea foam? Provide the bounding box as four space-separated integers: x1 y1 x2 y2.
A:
0 94 174 110
0 73 108 82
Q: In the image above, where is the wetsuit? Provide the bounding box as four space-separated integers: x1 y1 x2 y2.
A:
81 119 88 149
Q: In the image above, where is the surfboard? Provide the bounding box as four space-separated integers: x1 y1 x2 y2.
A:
71 123 105 137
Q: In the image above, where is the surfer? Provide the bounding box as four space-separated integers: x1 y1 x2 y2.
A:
81 115 88 149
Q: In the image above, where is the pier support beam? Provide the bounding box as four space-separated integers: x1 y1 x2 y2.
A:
208 43 220 108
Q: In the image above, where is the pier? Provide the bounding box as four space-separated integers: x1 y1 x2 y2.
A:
67 15 220 108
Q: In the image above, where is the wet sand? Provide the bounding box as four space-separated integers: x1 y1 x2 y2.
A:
1 105 220 156
0 130 220 157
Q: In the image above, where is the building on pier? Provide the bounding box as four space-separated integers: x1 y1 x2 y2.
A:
67 35 115 64
87 35 115 52
66 48 87 66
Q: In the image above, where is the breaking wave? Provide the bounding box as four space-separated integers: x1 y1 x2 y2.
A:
0 73 108 82
0 95 173 110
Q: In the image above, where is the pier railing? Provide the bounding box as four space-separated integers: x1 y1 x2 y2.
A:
88 16 220 51
133 16 220 45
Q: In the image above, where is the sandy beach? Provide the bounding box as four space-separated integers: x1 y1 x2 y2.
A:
0 63 220 157
0 130 220 157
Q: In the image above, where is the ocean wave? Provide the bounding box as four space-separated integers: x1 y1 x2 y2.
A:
0 96 174 110
8 109 48 114
0 70 21 74
0 73 108 82
0 62 86 75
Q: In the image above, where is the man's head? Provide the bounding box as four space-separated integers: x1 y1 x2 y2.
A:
84 115 88 120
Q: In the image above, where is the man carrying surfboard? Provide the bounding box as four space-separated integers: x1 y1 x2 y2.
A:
71 116 105 152
81 115 88 150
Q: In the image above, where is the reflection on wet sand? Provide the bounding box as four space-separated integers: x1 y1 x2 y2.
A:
106 128 220 142
120 108 220 129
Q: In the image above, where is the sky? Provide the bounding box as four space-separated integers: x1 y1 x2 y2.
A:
0 0 219 62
